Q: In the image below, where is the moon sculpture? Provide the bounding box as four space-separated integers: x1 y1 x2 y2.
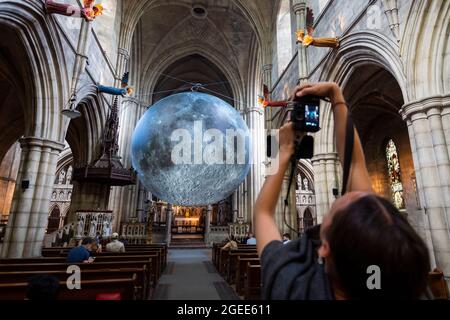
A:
131 92 252 206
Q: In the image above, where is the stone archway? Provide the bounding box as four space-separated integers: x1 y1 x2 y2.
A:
314 28 450 275
47 205 61 234
0 1 68 258
65 91 111 224
303 208 314 230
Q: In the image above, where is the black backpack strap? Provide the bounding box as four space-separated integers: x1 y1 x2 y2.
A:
341 109 354 196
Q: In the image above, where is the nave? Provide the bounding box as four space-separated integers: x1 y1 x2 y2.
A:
153 249 239 300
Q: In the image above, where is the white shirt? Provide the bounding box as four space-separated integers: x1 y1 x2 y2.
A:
247 237 257 245
106 239 125 253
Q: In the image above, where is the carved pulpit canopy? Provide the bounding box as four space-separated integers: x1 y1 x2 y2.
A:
73 98 136 186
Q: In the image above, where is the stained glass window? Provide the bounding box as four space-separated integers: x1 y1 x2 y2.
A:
385 139 405 209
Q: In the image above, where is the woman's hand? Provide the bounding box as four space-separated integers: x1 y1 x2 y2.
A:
290 82 345 105
290 82 373 193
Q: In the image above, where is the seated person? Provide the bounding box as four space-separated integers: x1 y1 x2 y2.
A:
106 233 125 253
66 237 95 263
26 275 60 301
221 235 238 251
254 82 430 300
246 233 257 245
282 233 291 244
90 239 102 255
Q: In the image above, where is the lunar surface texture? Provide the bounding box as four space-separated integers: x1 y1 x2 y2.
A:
131 92 252 206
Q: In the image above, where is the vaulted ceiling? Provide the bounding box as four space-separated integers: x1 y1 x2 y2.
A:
123 0 277 105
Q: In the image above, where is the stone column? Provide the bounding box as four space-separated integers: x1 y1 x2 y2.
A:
239 110 248 222
401 96 450 277
231 191 238 223
246 107 265 226
165 204 173 245
108 46 140 227
1 137 64 258
204 205 213 245
136 182 146 222
312 153 341 223
293 0 308 83
110 98 146 226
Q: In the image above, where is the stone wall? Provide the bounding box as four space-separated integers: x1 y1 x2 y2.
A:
271 0 450 278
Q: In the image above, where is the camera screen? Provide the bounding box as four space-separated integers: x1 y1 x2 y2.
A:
305 104 320 127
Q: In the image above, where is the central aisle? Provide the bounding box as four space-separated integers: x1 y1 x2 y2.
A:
153 249 240 300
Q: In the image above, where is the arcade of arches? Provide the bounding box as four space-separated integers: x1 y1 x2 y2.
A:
0 0 449 292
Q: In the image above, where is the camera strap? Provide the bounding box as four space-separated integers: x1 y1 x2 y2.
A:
341 108 354 196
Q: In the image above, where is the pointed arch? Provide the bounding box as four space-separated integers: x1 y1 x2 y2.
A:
143 44 245 110
0 0 70 142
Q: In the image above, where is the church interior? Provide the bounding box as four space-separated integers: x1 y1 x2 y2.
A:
0 0 449 301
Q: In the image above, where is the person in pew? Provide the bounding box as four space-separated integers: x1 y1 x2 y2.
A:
221 235 238 251
95 232 103 246
90 239 103 256
282 233 291 245
246 233 257 245
254 82 430 300
106 233 126 253
66 237 96 264
26 275 60 301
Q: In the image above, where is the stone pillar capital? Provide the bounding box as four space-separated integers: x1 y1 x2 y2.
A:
400 95 450 121
242 107 264 115
262 64 273 72
117 47 130 61
311 152 339 164
19 137 65 153
292 0 306 14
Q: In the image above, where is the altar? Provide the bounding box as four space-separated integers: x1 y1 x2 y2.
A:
172 206 204 235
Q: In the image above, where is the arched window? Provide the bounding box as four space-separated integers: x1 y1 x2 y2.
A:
385 139 405 209
276 0 293 76
47 206 61 234
303 208 314 229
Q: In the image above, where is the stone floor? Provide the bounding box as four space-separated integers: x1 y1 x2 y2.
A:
153 249 239 300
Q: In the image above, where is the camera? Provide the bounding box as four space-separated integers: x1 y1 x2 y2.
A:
266 95 321 160
289 95 321 133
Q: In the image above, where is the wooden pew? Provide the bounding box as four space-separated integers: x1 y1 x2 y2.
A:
0 260 154 298
0 255 161 289
212 244 256 270
0 275 138 300
226 252 258 284
212 244 221 268
218 249 256 276
236 257 260 295
42 245 168 271
0 267 147 299
427 269 450 300
244 263 261 300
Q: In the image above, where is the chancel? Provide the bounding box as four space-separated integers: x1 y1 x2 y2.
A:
0 0 448 303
